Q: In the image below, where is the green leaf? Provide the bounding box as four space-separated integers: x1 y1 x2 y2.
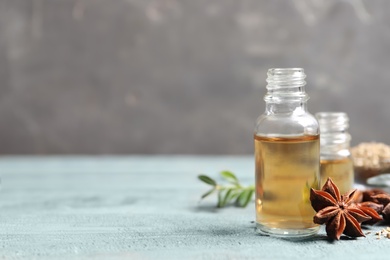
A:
242 190 254 207
220 171 239 184
198 175 217 186
236 189 254 207
201 188 216 199
220 188 233 207
217 190 224 208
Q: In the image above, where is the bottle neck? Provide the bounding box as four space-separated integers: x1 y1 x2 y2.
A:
264 68 309 114
265 101 307 114
316 112 351 158
320 133 351 151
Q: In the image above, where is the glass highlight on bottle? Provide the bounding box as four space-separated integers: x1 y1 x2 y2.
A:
254 68 320 238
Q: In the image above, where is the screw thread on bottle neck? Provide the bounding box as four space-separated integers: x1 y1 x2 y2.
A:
264 68 309 103
316 112 349 133
316 112 351 153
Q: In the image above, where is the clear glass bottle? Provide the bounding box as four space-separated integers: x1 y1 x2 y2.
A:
254 68 320 238
316 112 353 194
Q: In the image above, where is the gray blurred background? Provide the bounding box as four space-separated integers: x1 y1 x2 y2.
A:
0 0 389 154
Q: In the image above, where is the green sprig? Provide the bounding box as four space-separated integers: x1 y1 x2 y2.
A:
198 171 254 208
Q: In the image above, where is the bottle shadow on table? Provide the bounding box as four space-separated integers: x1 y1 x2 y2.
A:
190 204 368 243
278 234 364 244
253 224 359 244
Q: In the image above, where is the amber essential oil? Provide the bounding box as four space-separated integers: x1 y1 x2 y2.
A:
255 135 320 237
320 158 353 195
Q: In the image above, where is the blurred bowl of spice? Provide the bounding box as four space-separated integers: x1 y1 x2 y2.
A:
351 142 390 184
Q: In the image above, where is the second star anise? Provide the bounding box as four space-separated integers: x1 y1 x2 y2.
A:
370 192 390 221
310 178 372 240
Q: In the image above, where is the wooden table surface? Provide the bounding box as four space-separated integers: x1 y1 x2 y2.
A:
0 156 389 259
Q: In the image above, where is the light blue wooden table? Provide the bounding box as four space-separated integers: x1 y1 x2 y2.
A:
0 156 389 259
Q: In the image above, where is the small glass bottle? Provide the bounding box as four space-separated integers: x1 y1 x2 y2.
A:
315 112 353 194
254 68 320 238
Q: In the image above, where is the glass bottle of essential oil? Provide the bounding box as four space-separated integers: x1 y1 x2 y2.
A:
254 68 320 238
316 112 353 195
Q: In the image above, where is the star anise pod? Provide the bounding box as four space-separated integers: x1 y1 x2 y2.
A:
371 193 390 221
354 201 383 225
357 189 390 222
362 189 387 204
351 190 384 225
310 178 372 240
